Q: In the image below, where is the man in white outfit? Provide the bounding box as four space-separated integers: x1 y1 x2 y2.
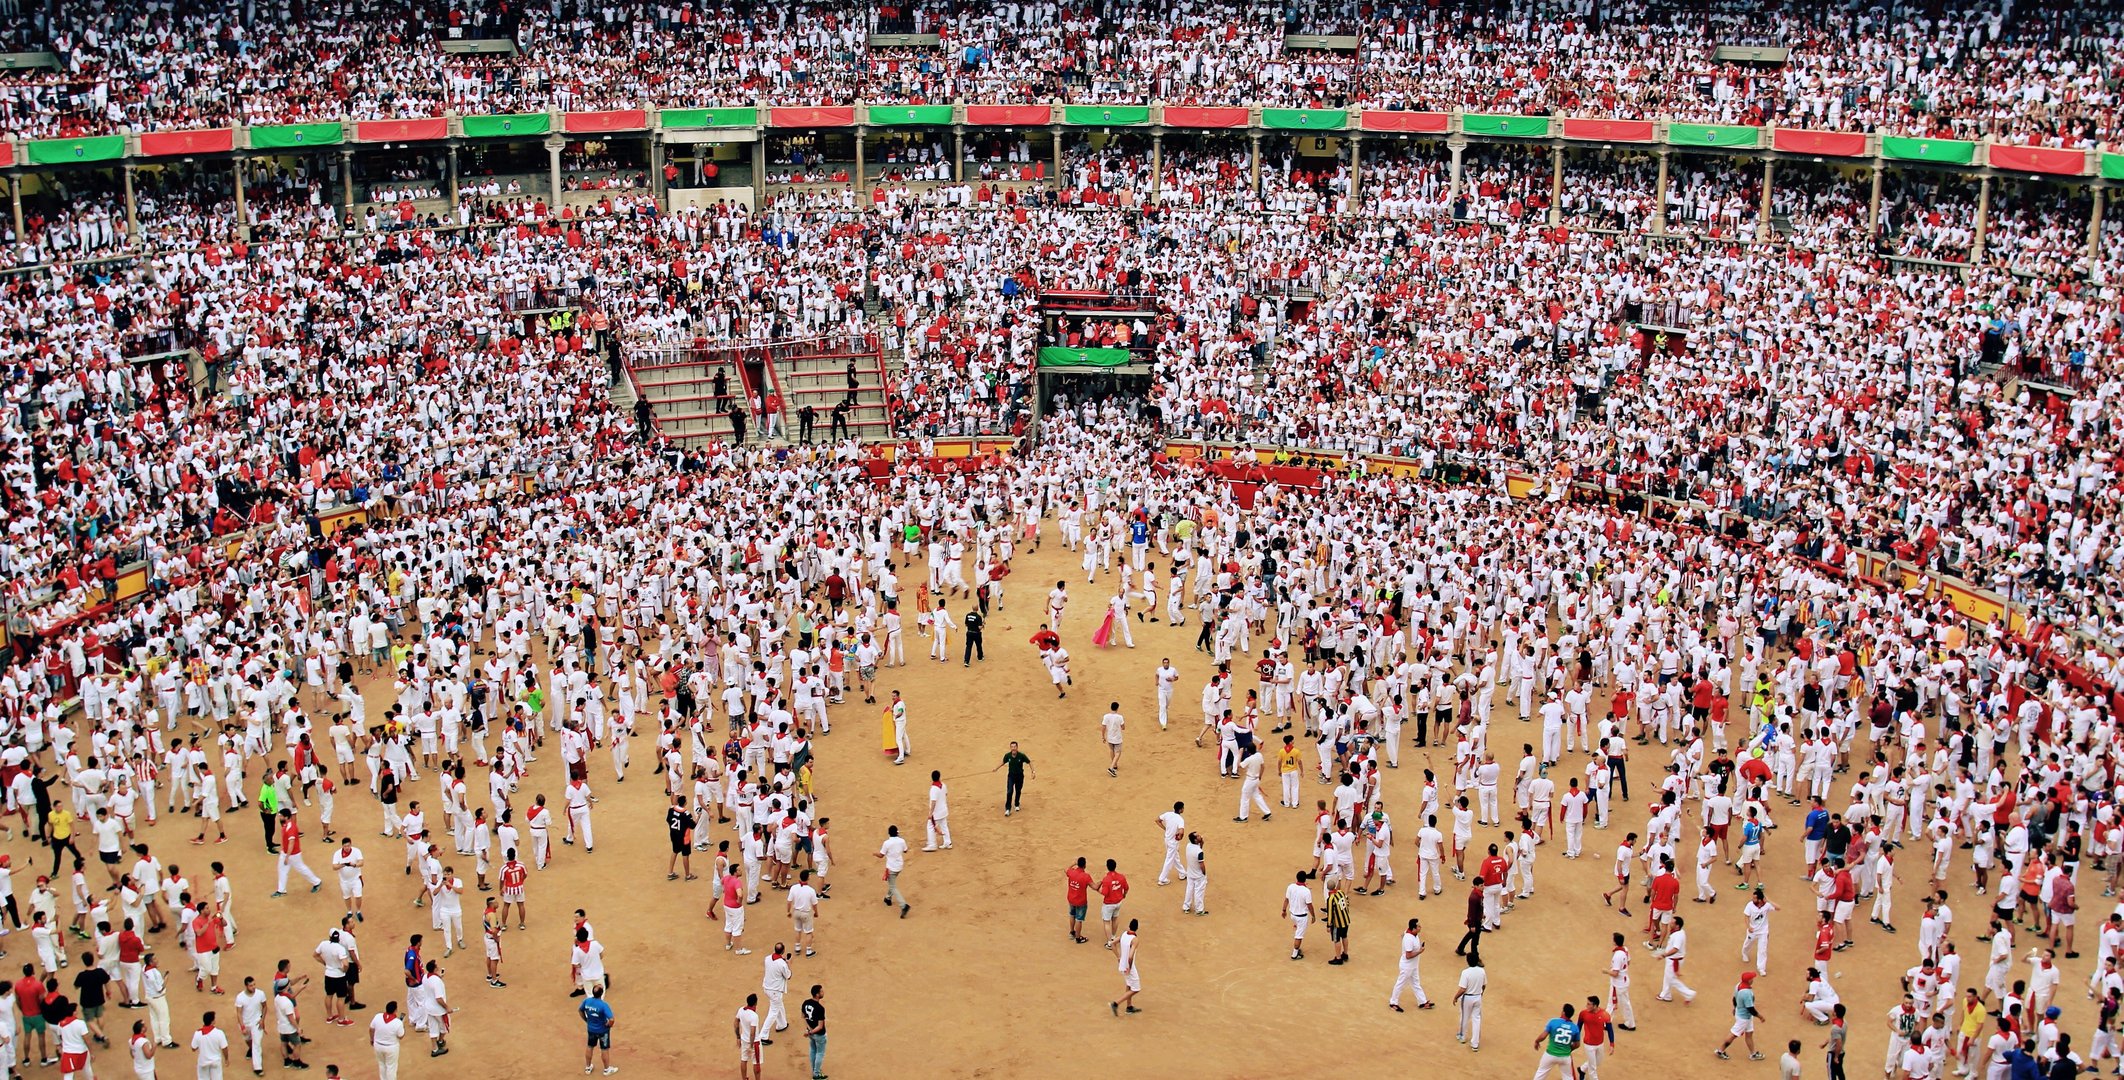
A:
1658 917 1697 1003
1235 748 1271 823
1154 660 1179 729
928 603 955 662
923 773 952 851
1389 918 1432 1011
1156 803 1186 885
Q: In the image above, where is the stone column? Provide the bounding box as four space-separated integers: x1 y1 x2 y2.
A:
1971 174 1991 265
1447 136 1466 203
1758 158 1775 242
1651 149 1671 236
1548 144 1563 226
1249 132 1262 195
2091 186 2106 275
1868 165 1883 237
544 134 564 201
340 148 355 220
9 176 22 240
121 163 138 241
952 125 965 183
752 138 767 207
447 144 460 205
1049 125 1063 186
854 126 867 196
648 134 666 204
1149 131 1163 205
1347 132 1362 211
232 157 248 238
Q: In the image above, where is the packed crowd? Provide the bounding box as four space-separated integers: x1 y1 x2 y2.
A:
0 0 2115 143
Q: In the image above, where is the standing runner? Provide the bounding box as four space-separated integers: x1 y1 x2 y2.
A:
1108 919 1140 1017
993 743 1033 816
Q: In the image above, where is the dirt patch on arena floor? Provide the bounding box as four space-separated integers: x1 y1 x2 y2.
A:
81 541 2038 1079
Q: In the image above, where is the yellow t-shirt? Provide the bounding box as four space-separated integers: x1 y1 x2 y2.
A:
1958 1000 1988 1038
1277 747 1302 774
48 808 74 841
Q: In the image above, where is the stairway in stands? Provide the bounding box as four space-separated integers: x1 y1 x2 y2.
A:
620 343 893 446
627 359 745 443
771 350 892 442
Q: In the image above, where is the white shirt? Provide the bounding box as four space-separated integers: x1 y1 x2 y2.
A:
1457 966 1488 998
879 835 907 872
368 1013 406 1049
191 1025 229 1065
1283 882 1312 918
927 784 949 820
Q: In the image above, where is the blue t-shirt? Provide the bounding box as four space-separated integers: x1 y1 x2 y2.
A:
1130 521 1150 545
1541 1018 1579 1056
580 997 614 1035
1741 820 1764 847
1733 988 1756 1022
1804 808 1829 842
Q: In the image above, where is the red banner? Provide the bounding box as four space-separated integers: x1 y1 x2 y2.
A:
1359 110 1449 133
1988 144 2085 176
964 105 1051 126
138 129 237 156
1771 128 1867 157
563 110 649 134
1162 106 1249 129
769 107 856 128
354 118 448 143
0 142 12 168
1560 118 1655 143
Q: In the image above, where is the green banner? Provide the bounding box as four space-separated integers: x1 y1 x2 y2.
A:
25 135 125 164
462 113 551 138
248 123 344 149
1261 108 1347 131
867 105 954 126
1039 347 1133 368
1666 123 1760 149
1880 136 1975 165
659 107 758 130
1461 114 1551 138
2104 153 2124 181
1062 105 1149 126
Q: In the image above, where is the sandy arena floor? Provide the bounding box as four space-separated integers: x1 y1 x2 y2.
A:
24 540 2084 1080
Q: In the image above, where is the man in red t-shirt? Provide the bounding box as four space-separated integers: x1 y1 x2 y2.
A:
1579 995 1614 1074
1647 858 1682 946
1064 858 1094 944
192 908 225 994
275 811 322 896
116 922 145 1006
1095 859 1129 949
16 970 48 1065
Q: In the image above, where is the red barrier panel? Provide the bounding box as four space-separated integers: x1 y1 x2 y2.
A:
139 129 237 156
1359 111 1450 134
1989 144 2085 176
354 118 448 143
770 107 856 128
965 105 1051 126
1163 107 1249 129
1771 128 1867 157
1561 118 1656 143
563 110 650 134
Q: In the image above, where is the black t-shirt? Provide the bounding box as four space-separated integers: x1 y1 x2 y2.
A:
1825 823 1852 858
1000 751 1030 779
667 808 695 837
74 968 110 1010
801 997 825 1034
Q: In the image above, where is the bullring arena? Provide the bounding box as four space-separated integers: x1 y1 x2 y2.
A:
0 2 2120 1079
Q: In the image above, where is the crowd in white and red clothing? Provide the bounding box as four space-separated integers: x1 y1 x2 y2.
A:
0 0 2114 143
